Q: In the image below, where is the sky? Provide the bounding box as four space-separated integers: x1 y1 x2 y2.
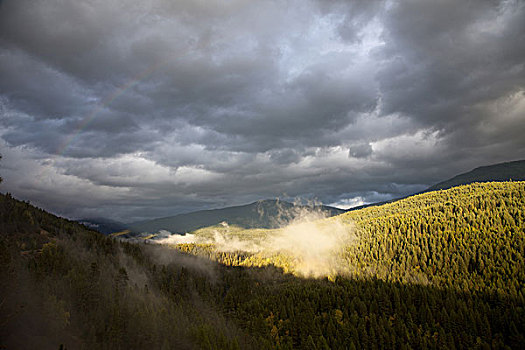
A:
0 0 524 222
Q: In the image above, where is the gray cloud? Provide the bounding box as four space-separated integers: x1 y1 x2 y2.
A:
349 143 373 159
0 0 524 221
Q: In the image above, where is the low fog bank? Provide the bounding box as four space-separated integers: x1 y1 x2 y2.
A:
154 204 356 277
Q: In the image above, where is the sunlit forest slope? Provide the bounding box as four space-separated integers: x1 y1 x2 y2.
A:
175 182 525 295
1 181 524 349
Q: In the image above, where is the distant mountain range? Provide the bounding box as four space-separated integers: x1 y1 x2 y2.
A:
79 159 525 235
425 159 525 192
345 159 525 212
128 199 345 234
79 199 345 235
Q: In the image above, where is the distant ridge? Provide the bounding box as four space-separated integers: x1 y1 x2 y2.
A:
426 159 525 192
80 160 525 234
129 199 345 234
345 159 525 212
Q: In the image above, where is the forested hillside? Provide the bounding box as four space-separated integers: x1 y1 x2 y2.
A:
0 193 252 349
169 182 525 348
340 182 525 295
1 182 524 349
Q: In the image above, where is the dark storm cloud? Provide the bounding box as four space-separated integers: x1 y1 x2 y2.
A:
370 0 525 183
0 0 380 157
377 0 525 129
0 0 524 221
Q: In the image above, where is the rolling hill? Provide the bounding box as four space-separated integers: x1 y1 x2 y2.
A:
128 199 345 234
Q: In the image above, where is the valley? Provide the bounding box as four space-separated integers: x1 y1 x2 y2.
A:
1 181 524 349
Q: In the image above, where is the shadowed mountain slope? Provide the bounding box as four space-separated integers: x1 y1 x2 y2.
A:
129 199 345 234
426 159 525 192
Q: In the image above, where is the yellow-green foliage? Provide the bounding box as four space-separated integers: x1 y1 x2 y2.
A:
174 182 525 299
340 181 525 297
190 224 278 243
168 182 525 348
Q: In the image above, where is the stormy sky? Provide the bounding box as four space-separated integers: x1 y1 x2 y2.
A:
0 0 524 222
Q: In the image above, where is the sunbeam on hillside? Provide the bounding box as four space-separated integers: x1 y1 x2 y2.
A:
155 205 357 277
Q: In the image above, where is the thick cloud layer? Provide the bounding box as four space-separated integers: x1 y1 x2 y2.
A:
1 0 524 221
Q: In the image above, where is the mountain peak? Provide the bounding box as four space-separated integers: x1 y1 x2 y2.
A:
128 199 344 234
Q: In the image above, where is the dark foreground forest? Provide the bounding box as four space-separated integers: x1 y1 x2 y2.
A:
1 182 524 349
